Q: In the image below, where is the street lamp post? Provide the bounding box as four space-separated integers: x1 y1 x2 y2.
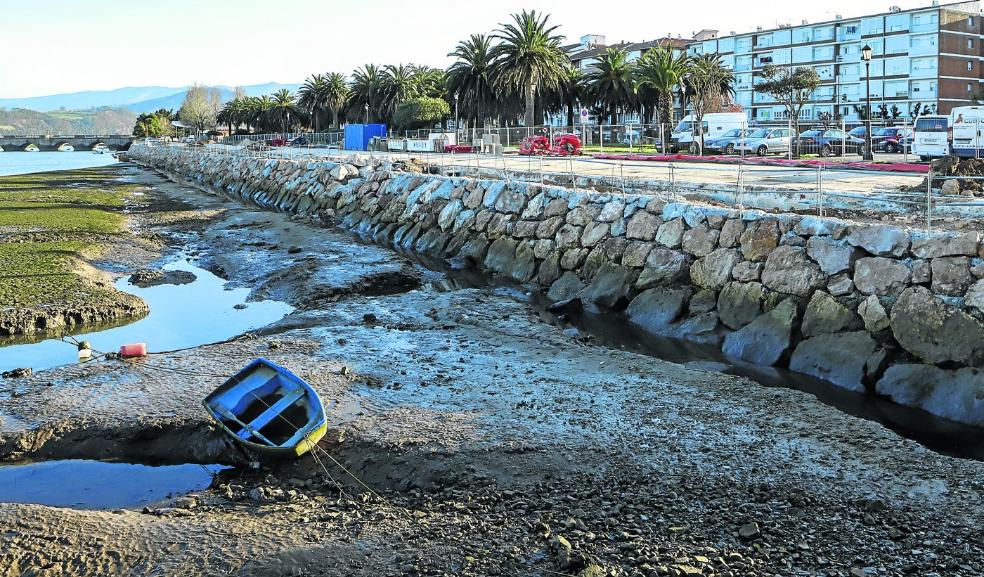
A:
861 44 874 161
454 93 459 139
365 104 370 125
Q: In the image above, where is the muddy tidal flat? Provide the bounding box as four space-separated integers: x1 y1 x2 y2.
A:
0 165 982 577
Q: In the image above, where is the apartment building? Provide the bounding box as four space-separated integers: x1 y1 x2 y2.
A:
551 34 690 125
687 1 984 122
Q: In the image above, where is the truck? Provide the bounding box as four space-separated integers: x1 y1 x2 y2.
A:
669 112 748 153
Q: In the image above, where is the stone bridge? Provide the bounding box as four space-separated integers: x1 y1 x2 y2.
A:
0 135 132 152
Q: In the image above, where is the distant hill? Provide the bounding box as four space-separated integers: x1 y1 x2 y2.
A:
126 83 302 113
0 108 137 136
0 82 303 113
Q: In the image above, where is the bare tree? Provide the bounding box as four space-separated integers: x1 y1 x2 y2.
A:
684 54 734 155
754 65 820 157
179 83 222 135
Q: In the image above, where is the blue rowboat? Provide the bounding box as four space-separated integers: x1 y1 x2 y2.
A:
203 358 327 458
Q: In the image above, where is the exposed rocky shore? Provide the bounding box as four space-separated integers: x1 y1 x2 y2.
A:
128 145 984 427
1 165 982 576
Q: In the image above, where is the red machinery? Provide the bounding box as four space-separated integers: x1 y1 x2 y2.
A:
519 133 583 156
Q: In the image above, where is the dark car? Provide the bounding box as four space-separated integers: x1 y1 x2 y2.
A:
797 129 866 157
848 126 869 139
871 127 913 153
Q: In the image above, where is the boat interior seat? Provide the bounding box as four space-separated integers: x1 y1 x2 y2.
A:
236 387 306 442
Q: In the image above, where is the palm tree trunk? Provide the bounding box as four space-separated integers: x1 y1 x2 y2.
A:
524 82 535 126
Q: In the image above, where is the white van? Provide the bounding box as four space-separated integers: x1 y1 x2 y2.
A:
949 105 984 158
669 113 748 153
912 115 950 160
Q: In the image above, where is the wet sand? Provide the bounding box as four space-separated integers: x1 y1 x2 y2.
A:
1 166 982 577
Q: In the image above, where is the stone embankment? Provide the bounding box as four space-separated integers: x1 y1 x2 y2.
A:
129 145 984 427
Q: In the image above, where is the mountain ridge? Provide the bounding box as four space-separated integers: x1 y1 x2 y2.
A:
0 82 303 113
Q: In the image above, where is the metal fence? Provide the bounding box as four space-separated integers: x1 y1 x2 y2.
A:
219 118 919 160
144 140 984 232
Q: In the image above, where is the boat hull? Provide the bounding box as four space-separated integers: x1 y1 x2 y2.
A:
203 358 327 458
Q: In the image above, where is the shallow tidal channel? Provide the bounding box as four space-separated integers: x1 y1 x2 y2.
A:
0 459 226 509
0 257 293 372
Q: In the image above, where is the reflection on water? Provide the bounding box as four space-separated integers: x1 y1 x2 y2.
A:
0 151 119 177
0 258 294 372
0 459 226 509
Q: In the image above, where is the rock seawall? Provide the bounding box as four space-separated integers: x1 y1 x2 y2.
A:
128 145 984 427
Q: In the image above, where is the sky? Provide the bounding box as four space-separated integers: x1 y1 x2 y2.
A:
0 0 950 97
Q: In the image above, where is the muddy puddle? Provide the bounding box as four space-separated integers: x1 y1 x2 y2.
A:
0 258 294 373
0 459 227 509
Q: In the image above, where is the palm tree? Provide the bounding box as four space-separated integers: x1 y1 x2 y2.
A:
682 54 735 154
298 74 330 132
544 65 584 128
491 10 568 126
264 89 302 133
585 47 636 125
324 72 350 129
349 64 385 123
381 64 421 121
636 46 691 152
413 65 448 100
447 34 496 128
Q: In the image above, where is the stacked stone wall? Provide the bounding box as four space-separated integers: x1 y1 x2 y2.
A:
128 145 984 427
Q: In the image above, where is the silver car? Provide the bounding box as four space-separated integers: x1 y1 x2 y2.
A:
704 128 751 155
735 127 794 156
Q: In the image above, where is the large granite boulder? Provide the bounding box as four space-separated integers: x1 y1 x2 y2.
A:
654 218 685 248
579 263 638 308
911 231 980 259
876 365 984 427
691 248 740 290
717 282 763 330
761 246 825 297
626 287 690 330
890 286 984 365
636 248 690 288
853 257 911 296
846 224 910 257
858 295 890 332
789 332 878 392
626 211 661 241
483 236 519 274
739 219 779 262
547 272 586 302
801 291 854 337
806 236 859 275
930 256 972 296
722 299 798 366
967 279 984 313
681 224 720 257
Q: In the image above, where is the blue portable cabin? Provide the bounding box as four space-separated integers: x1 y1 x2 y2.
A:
343 124 387 151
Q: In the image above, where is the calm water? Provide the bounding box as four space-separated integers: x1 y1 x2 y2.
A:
0 460 226 509
0 151 118 176
0 258 294 372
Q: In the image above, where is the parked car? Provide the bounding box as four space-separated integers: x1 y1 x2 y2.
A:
669 112 747 152
848 126 869 139
872 127 913 153
735 127 794 156
704 128 750 155
797 129 866 156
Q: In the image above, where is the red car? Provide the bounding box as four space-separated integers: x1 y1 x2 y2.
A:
519 133 583 156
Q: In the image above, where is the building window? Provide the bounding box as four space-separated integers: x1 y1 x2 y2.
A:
970 39 975 49
970 61 975 71
970 17 976 27
969 83 974 93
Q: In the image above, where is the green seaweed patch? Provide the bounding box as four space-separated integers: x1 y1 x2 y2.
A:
0 240 110 307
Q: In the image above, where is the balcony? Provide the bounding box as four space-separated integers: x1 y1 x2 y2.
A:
910 66 937 79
